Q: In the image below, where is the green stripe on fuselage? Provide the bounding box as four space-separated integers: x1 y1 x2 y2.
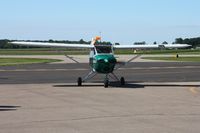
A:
92 54 116 74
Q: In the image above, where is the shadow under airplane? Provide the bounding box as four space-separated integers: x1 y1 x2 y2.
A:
53 81 200 89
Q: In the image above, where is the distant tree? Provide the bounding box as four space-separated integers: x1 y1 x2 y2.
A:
162 41 168 44
184 39 190 44
102 41 112 45
175 38 183 44
174 37 200 48
79 39 85 44
115 43 120 45
0 39 19 49
49 39 54 43
134 41 146 45
153 41 157 44
4 43 14 49
0 40 7 48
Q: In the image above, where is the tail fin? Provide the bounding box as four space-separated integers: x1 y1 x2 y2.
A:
91 36 101 45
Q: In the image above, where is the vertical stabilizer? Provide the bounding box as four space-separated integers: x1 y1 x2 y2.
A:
91 36 101 45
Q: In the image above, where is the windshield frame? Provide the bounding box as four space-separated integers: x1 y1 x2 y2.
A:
94 45 113 55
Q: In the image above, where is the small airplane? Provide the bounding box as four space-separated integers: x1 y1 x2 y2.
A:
11 37 190 87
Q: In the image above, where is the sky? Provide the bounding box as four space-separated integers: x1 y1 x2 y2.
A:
0 0 200 44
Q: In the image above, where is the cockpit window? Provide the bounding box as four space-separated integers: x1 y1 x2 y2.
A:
95 46 112 54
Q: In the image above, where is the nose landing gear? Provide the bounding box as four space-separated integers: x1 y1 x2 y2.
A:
77 77 82 86
104 79 109 88
120 77 125 86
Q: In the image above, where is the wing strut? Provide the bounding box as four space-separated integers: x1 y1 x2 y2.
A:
115 54 142 70
65 54 80 63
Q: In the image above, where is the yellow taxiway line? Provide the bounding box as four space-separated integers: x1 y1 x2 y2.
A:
189 87 199 95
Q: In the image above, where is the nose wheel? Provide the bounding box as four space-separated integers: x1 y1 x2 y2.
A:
104 76 125 88
104 79 109 88
104 74 109 88
77 77 82 86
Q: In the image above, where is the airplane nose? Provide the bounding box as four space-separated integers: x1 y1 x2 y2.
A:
97 59 110 63
97 59 104 63
95 56 116 73
105 58 117 64
97 57 116 64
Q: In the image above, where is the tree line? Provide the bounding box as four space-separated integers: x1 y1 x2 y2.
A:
174 37 200 48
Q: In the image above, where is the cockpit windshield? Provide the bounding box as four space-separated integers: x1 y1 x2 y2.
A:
95 45 112 54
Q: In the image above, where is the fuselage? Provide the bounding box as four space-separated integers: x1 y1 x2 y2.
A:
89 44 117 74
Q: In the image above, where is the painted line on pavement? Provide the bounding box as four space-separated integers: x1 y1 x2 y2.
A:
0 66 199 72
189 87 199 95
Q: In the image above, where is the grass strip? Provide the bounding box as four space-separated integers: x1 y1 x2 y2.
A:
142 57 200 62
0 58 61 66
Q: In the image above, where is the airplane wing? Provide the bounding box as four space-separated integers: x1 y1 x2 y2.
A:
10 41 191 49
114 44 191 49
10 41 94 49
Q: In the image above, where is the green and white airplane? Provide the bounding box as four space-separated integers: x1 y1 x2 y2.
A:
11 37 190 87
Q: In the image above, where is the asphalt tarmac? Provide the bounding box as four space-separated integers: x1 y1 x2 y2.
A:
0 62 200 84
0 61 200 133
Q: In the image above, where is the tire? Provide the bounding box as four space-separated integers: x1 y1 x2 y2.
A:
120 77 125 85
77 77 82 86
104 79 109 88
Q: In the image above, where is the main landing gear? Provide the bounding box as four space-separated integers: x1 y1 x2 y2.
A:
77 72 126 88
120 77 125 86
103 76 125 88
